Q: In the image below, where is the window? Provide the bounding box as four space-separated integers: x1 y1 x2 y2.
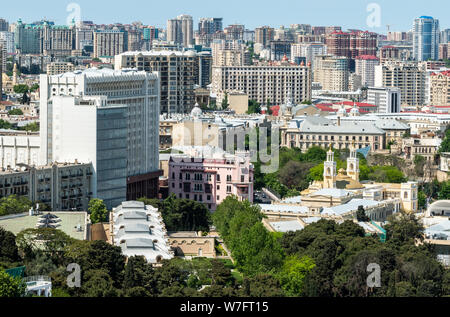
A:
241 175 245 183
227 186 232 193
217 175 221 182
185 173 191 180
227 175 232 182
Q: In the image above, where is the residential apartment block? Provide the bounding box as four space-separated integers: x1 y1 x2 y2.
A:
94 29 127 58
430 71 450 107
211 64 312 106
375 61 428 106
115 50 196 114
168 148 254 211
0 162 93 211
313 55 349 92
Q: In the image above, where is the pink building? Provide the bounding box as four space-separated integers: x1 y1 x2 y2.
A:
168 150 254 211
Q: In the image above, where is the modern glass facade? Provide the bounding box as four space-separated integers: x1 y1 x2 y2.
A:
413 16 440 61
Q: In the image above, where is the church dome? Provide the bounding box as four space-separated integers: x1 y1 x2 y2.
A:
350 107 360 116
337 106 347 117
190 103 202 118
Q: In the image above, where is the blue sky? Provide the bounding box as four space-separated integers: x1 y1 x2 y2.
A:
1 0 448 32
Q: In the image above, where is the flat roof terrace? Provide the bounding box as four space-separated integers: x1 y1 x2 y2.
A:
0 212 88 240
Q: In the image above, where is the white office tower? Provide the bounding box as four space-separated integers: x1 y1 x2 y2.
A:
40 68 161 206
49 96 128 209
367 87 401 113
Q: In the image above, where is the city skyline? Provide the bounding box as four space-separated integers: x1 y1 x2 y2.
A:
0 0 448 32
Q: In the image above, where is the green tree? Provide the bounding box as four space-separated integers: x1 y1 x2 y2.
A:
123 256 154 295
20 122 39 132
81 269 119 297
0 270 26 297
356 206 371 222
277 255 315 296
65 240 125 286
0 195 32 217
418 191 427 210
247 99 261 114
8 108 24 116
384 213 424 245
438 181 450 200
439 126 450 153
240 274 285 297
221 93 229 110
30 83 39 92
13 84 29 94
278 161 314 191
0 119 12 130
0 228 20 263
157 195 211 232
88 199 108 224
16 228 74 265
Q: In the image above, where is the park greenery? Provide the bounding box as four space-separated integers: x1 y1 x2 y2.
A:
138 195 211 232
0 195 33 217
439 126 450 154
0 119 39 132
8 108 24 116
88 199 109 224
1 197 450 297
254 146 407 199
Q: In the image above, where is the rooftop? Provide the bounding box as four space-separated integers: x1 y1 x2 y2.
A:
0 212 87 240
269 220 304 233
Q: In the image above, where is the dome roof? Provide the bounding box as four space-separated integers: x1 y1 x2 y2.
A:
337 106 347 116
190 103 202 117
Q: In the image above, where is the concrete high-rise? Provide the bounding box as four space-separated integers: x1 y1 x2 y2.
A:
198 18 223 35
167 15 193 47
212 64 312 106
375 61 427 106
94 29 127 58
355 55 379 87
314 55 350 92
0 19 9 32
255 26 274 48
115 51 196 114
46 95 128 209
40 68 161 203
413 16 440 61
291 43 327 67
0 31 15 54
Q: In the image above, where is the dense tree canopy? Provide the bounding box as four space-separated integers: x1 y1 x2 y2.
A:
88 199 108 224
0 270 26 297
0 195 33 217
139 195 211 232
